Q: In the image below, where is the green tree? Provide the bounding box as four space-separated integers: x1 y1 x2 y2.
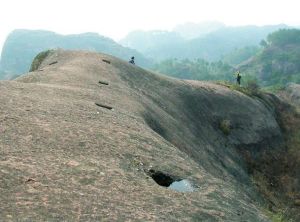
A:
267 29 300 46
260 40 268 47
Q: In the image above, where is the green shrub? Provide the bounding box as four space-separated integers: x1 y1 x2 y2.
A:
264 209 286 222
29 50 53 72
219 119 231 135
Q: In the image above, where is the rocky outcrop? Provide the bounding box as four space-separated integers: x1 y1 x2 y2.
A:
284 83 300 107
0 50 289 221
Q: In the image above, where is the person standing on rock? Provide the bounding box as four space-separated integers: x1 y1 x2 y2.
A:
129 56 135 65
236 70 242 85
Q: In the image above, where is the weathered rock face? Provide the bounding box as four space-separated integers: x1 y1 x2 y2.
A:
0 50 284 221
284 83 300 107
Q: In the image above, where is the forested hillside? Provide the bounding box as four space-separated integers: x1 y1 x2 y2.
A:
240 29 300 87
154 59 234 82
154 28 300 89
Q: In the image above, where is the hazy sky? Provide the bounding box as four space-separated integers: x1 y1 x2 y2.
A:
0 0 300 53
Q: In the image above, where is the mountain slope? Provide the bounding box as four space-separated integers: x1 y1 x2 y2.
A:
0 29 152 79
0 50 297 221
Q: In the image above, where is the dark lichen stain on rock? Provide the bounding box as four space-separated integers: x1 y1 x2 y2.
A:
48 61 58 65
102 59 111 64
95 102 113 110
98 80 109 85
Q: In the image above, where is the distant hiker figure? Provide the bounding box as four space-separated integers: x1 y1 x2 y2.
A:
129 56 135 65
236 71 242 85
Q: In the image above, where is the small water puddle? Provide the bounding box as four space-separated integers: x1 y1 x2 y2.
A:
168 179 195 192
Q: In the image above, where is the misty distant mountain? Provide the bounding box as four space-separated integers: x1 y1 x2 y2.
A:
173 21 225 39
184 24 289 61
0 29 153 79
119 30 185 61
120 24 289 62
